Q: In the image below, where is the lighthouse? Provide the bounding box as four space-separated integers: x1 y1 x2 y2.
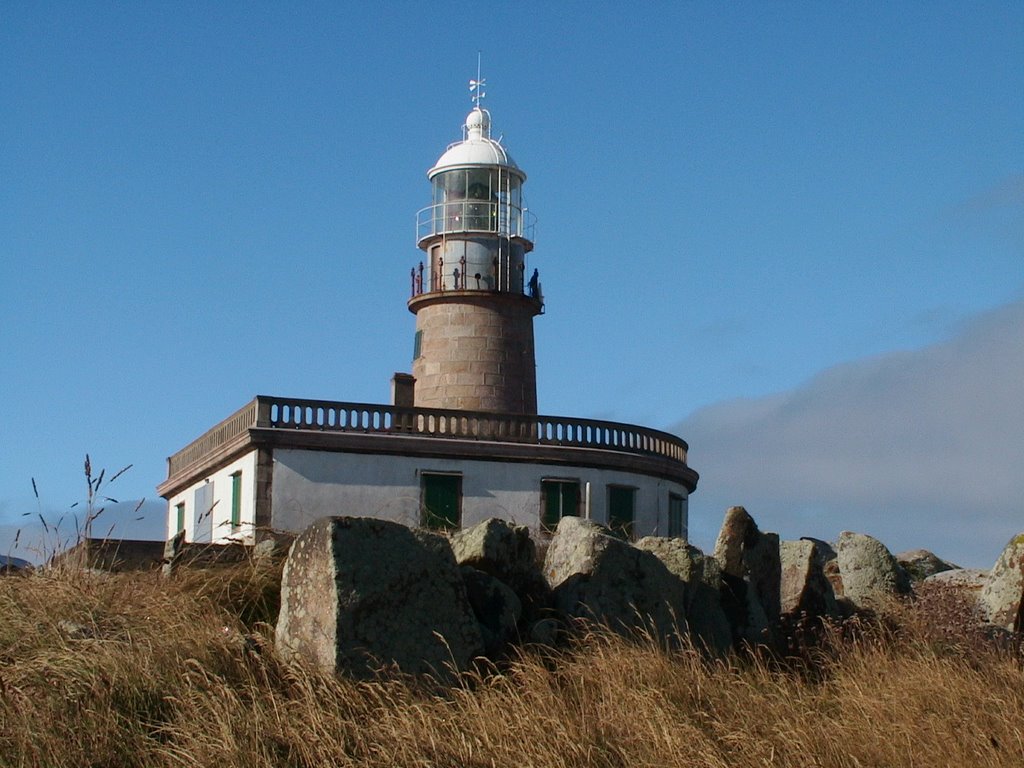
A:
409 84 541 414
160 77 698 548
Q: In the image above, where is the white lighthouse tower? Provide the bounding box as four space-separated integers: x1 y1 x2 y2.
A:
408 80 541 414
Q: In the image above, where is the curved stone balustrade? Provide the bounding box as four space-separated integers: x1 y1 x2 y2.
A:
167 396 690 480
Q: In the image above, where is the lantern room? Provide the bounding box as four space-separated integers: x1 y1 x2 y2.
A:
414 107 536 295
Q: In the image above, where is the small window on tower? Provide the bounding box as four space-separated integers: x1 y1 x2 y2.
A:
413 330 423 360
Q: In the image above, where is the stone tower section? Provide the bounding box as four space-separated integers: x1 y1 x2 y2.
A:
409 99 542 414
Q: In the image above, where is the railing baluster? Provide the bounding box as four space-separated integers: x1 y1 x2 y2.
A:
168 395 689 478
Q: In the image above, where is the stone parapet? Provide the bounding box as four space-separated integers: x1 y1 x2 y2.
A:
159 396 697 499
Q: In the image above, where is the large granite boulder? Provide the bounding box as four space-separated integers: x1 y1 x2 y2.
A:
713 506 781 646
460 566 522 657
779 539 839 619
802 537 842 596
275 517 483 680
979 534 1024 631
835 531 912 607
450 518 548 618
896 549 959 583
635 537 731 654
924 568 989 592
543 516 688 641
450 518 538 587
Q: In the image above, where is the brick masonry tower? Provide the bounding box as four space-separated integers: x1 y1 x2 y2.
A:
409 86 542 414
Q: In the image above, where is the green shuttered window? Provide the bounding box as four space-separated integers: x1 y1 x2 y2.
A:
230 471 242 530
541 479 580 533
421 473 461 531
607 485 636 541
668 493 685 538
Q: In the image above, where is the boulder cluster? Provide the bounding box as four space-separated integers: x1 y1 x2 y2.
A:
274 509 1024 679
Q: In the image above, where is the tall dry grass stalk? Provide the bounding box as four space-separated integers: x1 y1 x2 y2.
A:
1 560 1022 768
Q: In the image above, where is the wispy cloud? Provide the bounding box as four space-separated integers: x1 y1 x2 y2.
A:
676 299 1024 567
949 173 1024 217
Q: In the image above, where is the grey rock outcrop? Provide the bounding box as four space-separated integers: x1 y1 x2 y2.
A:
450 518 548 619
460 566 522 657
544 516 688 642
835 531 911 607
896 549 958 582
779 539 839 619
450 518 538 589
924 568 989 592
160 529 186 578
636 537 731 654
801 537 842 596
979 534 1024 631
713 506 781 646
275 517 483 680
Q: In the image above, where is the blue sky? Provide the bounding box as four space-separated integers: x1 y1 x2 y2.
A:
2 2 1021 566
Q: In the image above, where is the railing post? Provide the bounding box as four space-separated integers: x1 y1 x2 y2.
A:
255 397 272 428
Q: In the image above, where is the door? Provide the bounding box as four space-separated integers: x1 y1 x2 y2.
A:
421 473 461 531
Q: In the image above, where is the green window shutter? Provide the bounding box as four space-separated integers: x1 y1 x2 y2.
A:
421 474 461 531
607 486 636 541
413 330 423 360
230 472 242 528
541 480 580 532
668 493 684 538
175 503 185 533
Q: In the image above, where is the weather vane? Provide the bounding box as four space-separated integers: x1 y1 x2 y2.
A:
469 51 486 109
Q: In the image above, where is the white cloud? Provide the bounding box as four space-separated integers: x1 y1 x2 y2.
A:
676 298 1024 568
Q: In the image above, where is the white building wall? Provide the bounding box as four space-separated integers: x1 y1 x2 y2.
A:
270 448 688 540
165 451 258 544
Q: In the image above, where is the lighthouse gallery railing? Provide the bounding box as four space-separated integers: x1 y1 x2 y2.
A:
166 396 689 479
416 201 537 245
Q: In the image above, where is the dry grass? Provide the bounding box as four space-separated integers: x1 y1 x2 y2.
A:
1 561 1022 768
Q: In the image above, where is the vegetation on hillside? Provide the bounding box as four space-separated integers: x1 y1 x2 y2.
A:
0 558 1022 768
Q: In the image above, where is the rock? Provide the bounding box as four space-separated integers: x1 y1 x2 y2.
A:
896 549 959 582
275 517 483 680
252 535 292 562
924 568 989 592
979 534 1024 631
712 506 781 646
450 518 549 620
544 516 688 642
0 554 32 573
58 619 96 640
635 537 731 654
835 531 912 607
527 618 560 646
779 539 839 619
460 566 522 658
450 518 536 585
161 529 186 577
802 537 842 596
801 537 837 564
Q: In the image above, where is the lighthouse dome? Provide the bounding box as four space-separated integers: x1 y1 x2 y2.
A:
428 108 524 180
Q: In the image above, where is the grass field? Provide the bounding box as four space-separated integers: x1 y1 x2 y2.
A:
1 556 1022 767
